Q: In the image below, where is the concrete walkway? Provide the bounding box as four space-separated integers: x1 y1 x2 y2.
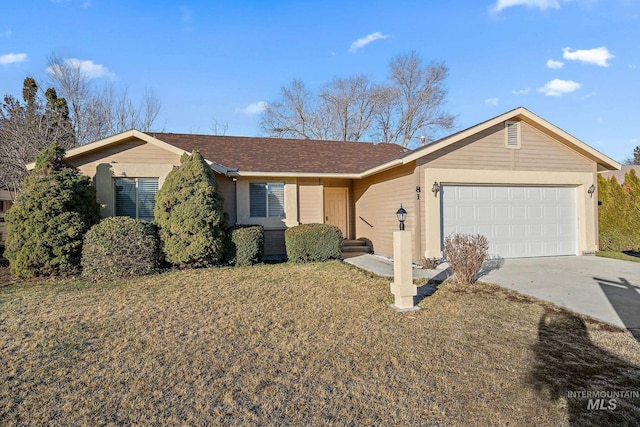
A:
345 253 640 336
344 253 450 281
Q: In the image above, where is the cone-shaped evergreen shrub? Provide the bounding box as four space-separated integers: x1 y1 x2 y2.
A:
82 217 161 280
154 151 227 267
4 143 101 277
598 171 640 251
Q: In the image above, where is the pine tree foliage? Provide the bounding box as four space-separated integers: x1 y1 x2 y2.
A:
154 151 227 267
3 143 101 277
598 170 640 251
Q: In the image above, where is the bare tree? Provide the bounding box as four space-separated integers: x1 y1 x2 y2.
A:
259 79 316 139
377 51 455 146
0 78 75 195
259 51 456 147
210 119 229 136
47 55 161 145
318 75 378 141
623 146 640 165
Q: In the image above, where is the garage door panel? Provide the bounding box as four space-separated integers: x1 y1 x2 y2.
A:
442 185 577 258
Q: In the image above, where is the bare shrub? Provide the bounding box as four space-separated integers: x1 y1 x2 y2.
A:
443 233 489 284
422 257 440 269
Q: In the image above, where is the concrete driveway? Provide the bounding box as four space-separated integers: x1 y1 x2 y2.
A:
481 256 640 335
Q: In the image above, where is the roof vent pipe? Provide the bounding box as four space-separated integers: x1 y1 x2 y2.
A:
420 136 426 146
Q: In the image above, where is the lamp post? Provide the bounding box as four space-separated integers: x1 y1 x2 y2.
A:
396 204 407 230
390 204 418 311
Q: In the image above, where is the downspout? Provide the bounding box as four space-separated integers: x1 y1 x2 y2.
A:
414 164 422 263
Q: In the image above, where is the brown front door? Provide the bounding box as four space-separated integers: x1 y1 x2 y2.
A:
324 188 348 238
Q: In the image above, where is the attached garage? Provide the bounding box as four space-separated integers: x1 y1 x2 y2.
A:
441 185 578 258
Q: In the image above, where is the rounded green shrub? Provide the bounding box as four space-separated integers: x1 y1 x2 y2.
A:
81 217 161 280
228 225 264 267
154 151 227 268
4 143 101 277
285 223 343 263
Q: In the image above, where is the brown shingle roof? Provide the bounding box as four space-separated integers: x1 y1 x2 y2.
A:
147 133 408 174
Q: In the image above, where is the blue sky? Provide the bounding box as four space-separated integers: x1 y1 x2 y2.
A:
1 0 638 162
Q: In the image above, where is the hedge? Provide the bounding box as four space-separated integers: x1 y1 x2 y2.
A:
228 225 264 267
81 217 161 280
285 223 343 263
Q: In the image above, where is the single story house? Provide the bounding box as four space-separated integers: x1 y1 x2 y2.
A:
43 107 620 261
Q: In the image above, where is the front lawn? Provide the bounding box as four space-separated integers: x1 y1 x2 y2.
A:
597 250 640 263
1 262 639 425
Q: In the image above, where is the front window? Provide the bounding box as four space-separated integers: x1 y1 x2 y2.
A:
250 183 285 218
114 178 158 221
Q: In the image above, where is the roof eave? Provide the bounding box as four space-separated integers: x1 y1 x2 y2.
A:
234 171 362 179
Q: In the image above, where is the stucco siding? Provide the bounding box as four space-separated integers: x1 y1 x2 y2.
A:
354 162 417 259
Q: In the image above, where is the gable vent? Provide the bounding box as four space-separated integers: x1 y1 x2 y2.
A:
505 120 521 149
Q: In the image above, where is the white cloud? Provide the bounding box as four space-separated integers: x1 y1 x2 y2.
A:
537 78 581 96
485 97 499 106
237 101 266 115
0 53 27 65
546 59 564 69
47 58 116 80
492 0 560 13
349 32 390 52
562 46 614 67
512 88 531 95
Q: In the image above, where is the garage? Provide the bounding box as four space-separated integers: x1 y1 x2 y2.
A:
441 185 578 258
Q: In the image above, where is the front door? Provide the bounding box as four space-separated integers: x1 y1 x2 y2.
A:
324 188 348 238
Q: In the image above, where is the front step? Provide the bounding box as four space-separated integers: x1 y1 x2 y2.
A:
342 239 372 258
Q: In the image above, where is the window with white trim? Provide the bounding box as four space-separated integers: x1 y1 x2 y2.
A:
250 183 285 218
114 178 159 221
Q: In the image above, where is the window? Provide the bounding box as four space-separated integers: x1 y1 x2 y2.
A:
250 183 285 218
114 178 159 221
0 200 4 213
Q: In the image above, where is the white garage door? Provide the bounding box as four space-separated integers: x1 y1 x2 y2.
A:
442 185 578 258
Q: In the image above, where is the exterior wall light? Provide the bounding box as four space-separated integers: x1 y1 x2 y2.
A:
396 204 407 231
432 181 441 195
588 184 595 197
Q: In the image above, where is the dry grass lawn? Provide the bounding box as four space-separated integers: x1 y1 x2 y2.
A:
1 261 639 426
